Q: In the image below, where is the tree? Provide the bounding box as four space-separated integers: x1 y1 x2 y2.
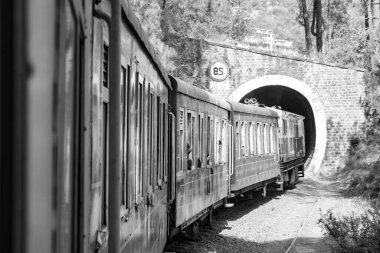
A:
311 0 323 52
370 0 380 73
324 0 351 51
298 0 313 55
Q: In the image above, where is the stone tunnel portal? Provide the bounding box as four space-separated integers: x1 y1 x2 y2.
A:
240 86 316 167
228 75 327 173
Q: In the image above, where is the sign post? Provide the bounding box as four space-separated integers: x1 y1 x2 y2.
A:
208 61 229 82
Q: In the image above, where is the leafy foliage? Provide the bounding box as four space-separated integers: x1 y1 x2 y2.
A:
336 86 380 208
318 208 380 253
318 24 369 67
130 0 371 76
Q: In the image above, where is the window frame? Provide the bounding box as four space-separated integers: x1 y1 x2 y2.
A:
236 121 240 159
240 122 246 157
178 107 185 173
157 96 162 186
256 122 262 156
221 119 227 163
214 116 221 164
249 122 255 156
101 42 109 227
206 115 214 167
186 110 196 171
198 113 204 168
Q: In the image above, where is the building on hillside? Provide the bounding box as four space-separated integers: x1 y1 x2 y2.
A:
207 29 300 57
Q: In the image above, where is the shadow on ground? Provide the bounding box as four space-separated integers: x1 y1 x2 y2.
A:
165 177 347 253
166 233 333 253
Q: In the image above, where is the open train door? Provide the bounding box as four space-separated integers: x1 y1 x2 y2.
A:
167 112 176 234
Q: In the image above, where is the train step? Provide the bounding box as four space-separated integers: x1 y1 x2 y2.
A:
298 170 304 177
274 181 284 191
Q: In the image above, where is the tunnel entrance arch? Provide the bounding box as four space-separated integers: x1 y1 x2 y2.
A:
228 75 326 174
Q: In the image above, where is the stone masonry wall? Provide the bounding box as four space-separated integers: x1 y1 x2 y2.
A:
199 41 367 174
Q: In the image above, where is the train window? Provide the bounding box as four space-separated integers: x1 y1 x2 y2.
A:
101 43 109 227
148 85 154 190
225 121 229 162
263 124 268 154
101 103 109 227
274 125 279 154
136 75 144 199
261 124 265 155
207 115 213 167
179 108 185 172
256 123 262 155
163 103 168 182
283 119 287 135
198 113 204 168
214 117 220 164
125 65 131 206
292 122 296 151
159 102 164 185
240 122 246 157
269 124 274 153
290 122 293 138
157 97 162 184
273 125 276 154
222 120 226 163
249 122 255 156
102 44 109 88
245 122 249 156
221 120 227 163
236 121 240 159
151 94 157 190
186 111 195 170
121 65 127 206
268 124 271 153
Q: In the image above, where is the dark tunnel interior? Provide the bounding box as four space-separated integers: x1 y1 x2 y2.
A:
240 86 316 167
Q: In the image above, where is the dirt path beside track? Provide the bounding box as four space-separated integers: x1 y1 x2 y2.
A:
165 175 368 253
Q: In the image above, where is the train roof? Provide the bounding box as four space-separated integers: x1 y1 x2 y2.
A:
229 101 279 118
170 77 231 110
121 2 171 89
269 107 305 120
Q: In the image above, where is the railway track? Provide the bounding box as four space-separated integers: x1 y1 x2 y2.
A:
164 179 325 253
284 180 319 253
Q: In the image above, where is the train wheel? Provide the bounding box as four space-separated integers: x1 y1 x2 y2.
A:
262 182 268 197
289 168 297 186
190 222 201 241
180 222 202 241
295 167 300 183
208 208 213 228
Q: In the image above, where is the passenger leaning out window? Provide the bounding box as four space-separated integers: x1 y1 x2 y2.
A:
206 154 212 168
187 143 192 170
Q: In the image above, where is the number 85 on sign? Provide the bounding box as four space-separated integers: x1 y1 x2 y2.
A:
208 62 229 82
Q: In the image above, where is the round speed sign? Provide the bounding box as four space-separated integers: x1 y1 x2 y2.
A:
208 62 229 82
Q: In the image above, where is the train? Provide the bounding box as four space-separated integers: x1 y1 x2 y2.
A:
1 0 305 253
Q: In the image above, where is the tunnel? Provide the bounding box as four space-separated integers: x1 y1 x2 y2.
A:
228 75 327 173
239 86 316 167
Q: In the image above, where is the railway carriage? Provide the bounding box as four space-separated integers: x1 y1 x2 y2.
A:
271 108 306 186
2 0 95 252
4 0 307 252
91 2 174 253
229 102 281 197
169 77 232 235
